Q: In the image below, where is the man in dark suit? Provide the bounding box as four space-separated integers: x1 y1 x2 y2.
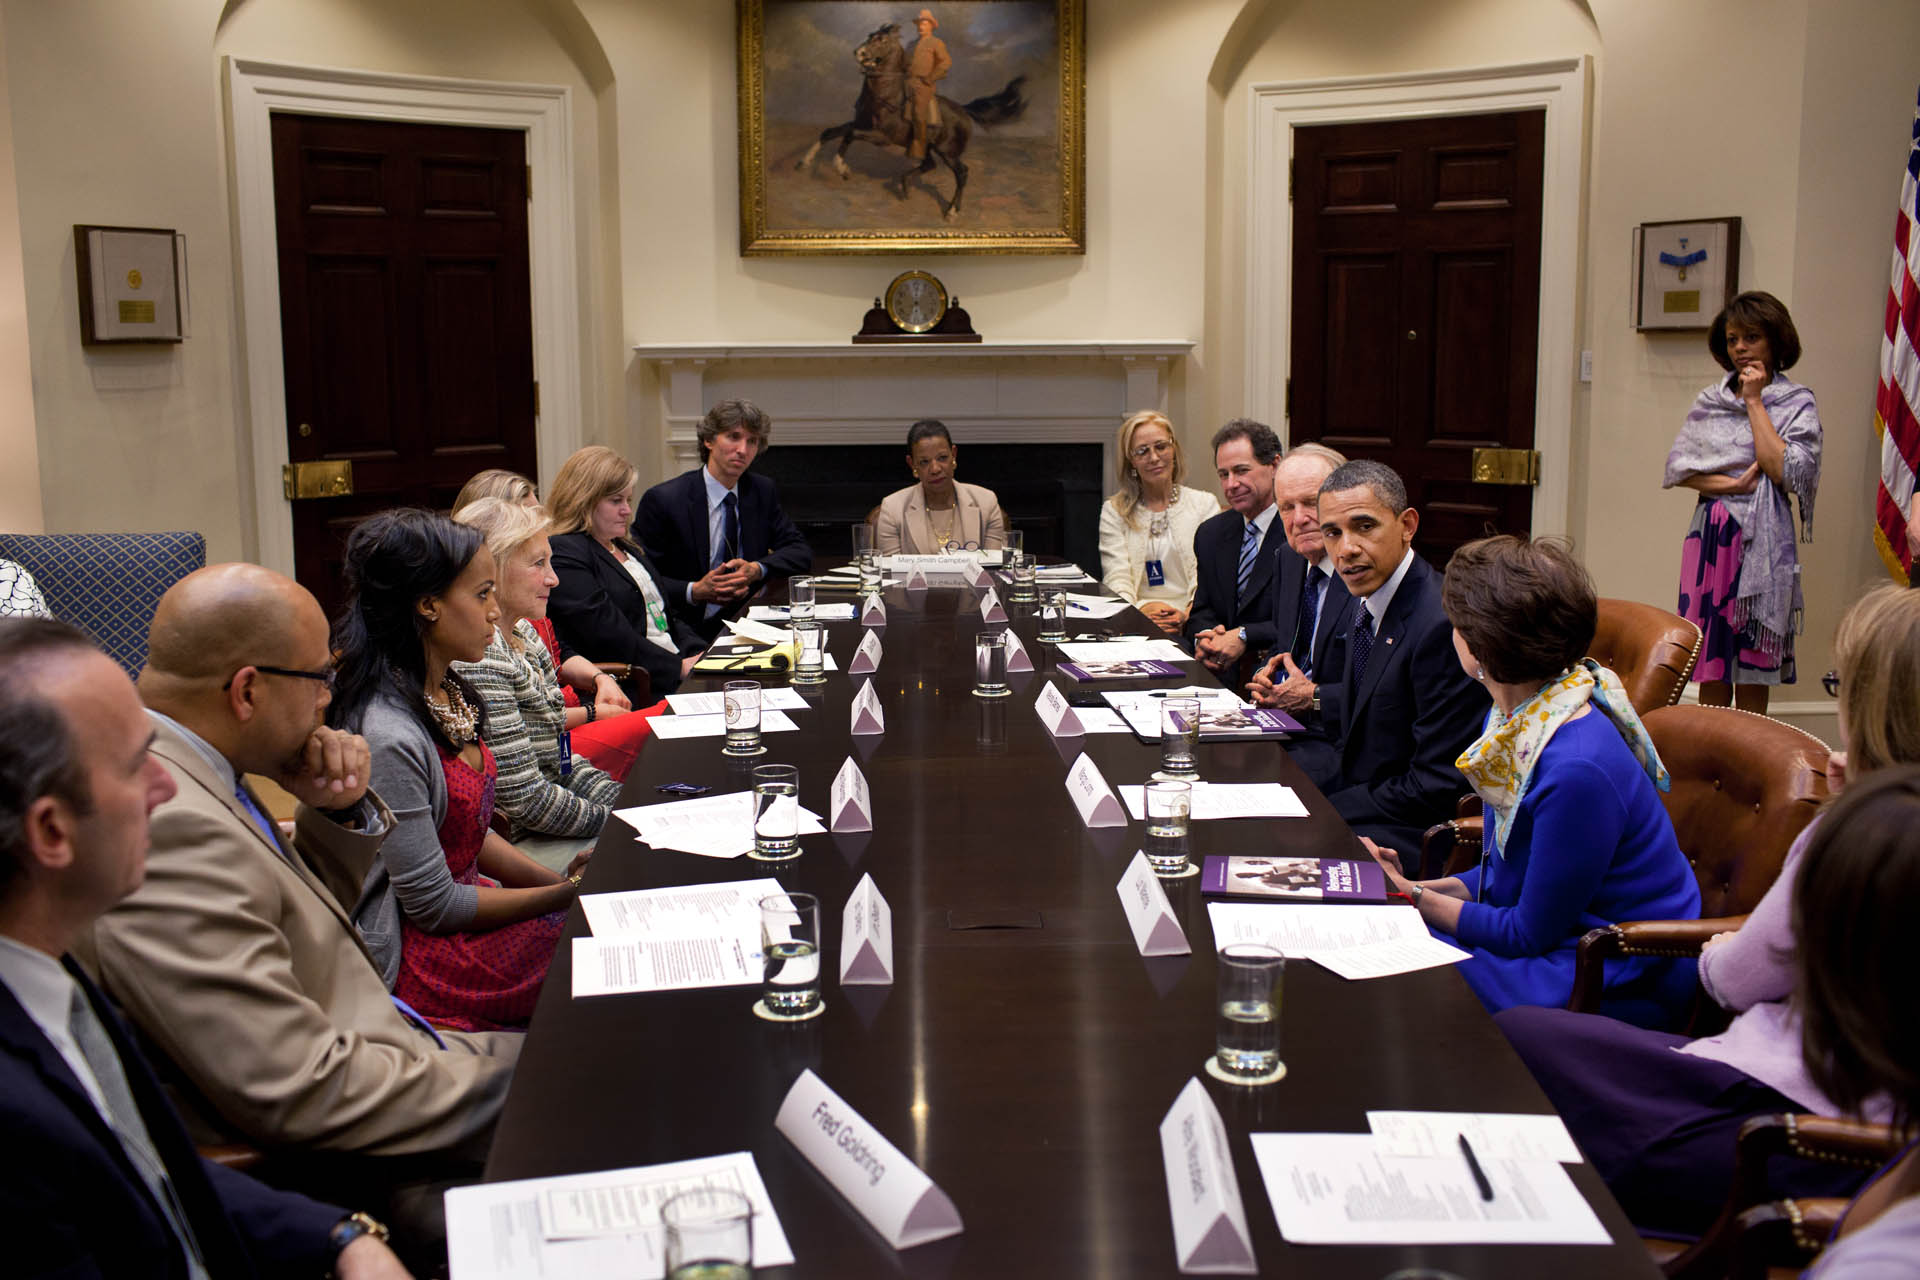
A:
1247 442 1353 780
636 398 813 641
0 618 410 1279
1186 419 1284 676
1310 460 1489 859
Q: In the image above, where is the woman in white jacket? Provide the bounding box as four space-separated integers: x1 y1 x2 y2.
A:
1098 411 1222 634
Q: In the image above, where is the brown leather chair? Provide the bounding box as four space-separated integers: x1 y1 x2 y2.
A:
1568 705 1830 1024
1590 598 1702 715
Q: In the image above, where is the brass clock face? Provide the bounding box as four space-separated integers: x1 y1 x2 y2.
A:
884 270 948 334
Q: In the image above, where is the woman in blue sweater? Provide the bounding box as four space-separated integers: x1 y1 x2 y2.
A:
1365 535 1701 1027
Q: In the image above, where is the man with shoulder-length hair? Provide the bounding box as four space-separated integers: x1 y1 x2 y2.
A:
637 397 813 641
0 617 409 1279
1310 460 1488 859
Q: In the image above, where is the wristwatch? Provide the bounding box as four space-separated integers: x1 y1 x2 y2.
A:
1236 626 1248 645
1308 685 1321 715
1408 884 1425 908
328 1211 389 1273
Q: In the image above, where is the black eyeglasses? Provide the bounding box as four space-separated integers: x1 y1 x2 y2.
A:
222 664 337 692
1822 669 1839 698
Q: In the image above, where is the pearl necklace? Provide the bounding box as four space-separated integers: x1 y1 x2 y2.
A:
423 674 480 744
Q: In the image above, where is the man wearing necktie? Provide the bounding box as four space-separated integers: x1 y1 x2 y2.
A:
637 398 814 643
1187 419 1285 677
84 564 519 1271
1309 461 1489 862
0 617 409 1278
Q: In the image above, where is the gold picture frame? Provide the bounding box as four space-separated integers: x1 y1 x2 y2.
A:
738 0 1084 256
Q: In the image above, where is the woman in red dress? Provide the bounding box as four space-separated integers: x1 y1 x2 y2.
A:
329 508 586 1031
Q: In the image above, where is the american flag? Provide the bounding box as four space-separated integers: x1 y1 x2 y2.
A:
1874 85 1920 583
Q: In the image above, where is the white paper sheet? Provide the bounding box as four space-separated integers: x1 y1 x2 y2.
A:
1366 1112 1584 1165
1247 1132 1611 1245
611 793 825 858
646 708 800 740
578 876 785 940
1060 593 1132 619
1072 707 1133 733
1034 563 1095 583
748 602 859 622
1057 638 1194 664
571 934 759 995
721 616 789 645
1119 782 1309 821
1206 902 1472 979
665 688 810 715
445 1151 793 1279
1309 936 1473 979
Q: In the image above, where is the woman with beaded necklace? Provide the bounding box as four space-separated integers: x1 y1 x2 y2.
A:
1097 410 1222 635
330 508 585 1032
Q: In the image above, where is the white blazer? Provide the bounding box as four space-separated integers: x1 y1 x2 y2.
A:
1097 484 1222 609
873 481 1008 554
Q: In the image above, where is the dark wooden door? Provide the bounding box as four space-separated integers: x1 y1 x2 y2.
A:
273 113 536 618
1289 110 1544 567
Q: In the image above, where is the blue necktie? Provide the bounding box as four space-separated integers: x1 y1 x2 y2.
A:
233 780 281 849
1351 608 1376 687
1235 521 1259 606
719 491 740 567
1294 566 1322 668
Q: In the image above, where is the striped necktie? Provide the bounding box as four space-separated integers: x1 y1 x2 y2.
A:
1351 607 1376 687
1293 565 1322 668
1235 521 1260 605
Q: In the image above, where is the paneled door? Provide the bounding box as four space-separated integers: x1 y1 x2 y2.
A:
1288 110 1544 567
272 113 536 619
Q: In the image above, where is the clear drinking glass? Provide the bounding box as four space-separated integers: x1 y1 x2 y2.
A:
749 763 800 860
1002 528 1024 567
1037 590 1068 642
1145 778 1192 836
661 1185 754 1280
787 575 816 623
722 680 763 757
759 891 822 1016
972 630 1010 698
1214 944 1285 1083
791 619 825 685
1159 696 1201 779
851 523 880 590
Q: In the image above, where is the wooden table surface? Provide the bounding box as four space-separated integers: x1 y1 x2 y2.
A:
486 577 1659 1279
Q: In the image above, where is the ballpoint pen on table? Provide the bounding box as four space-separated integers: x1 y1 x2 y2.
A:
1067 602 1092 612
1458 1132 1495 1201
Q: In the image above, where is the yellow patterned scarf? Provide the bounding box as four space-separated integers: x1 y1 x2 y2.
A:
1455 658 1670 857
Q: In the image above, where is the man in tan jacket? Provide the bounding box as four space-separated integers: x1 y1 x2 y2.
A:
84 564 519 1263
906 8 951 159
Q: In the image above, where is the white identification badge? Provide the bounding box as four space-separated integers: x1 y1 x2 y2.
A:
849 629 883 675
830 756 874 832
774 1070 963 1250
850 681 886 735
1119 851 1190 956
1033 682 1085 737
1065 751 1127 827
1159 1078 1258 1273
839 873 893 985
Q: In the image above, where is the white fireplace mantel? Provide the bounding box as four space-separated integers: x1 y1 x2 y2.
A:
633 339 1195 478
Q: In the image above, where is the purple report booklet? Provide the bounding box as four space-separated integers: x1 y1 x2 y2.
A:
1199 856 1388 902
1057 658 1185 681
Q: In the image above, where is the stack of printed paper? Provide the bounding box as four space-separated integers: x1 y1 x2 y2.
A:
613 791 826 859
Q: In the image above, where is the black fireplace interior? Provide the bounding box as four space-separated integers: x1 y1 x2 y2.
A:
751 442 1107 575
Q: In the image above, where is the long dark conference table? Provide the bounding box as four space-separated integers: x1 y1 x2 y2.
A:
487 571 1661 1279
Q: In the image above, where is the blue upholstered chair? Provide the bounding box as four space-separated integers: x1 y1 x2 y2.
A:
0 531 207 676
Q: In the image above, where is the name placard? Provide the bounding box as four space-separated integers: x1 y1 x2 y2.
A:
849 629 883 675
830 756 873 832
968 562 993 588
1065 752 1127 827
850 681 886 736
1003 630 1033 672
1033 682 1085 738
839 873 893 985
1119 852 1190 957
862 593 887 626
1159 1078 1258 1273
979 589 1007 624
775 1069 963 1250
904 564 929 591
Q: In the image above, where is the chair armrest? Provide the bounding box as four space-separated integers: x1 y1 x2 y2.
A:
1568 915 1750 1014
588 661 651 705
1418 816 1484 881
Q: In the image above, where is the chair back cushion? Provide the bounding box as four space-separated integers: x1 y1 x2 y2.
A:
1589 598 1701 715
0 532 207 676
1643 705 1830 918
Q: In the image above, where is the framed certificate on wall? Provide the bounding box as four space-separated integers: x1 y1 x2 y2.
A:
1632 217 1740 331
74 225 188 344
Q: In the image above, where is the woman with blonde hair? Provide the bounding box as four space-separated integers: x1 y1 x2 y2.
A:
546 446 703 698
453 499 664 852
1097 410 1223 634
453 468 538 513
1495 583 1920 1238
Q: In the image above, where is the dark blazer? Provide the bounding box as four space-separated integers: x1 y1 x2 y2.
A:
1184 508 1282 652
1270 542 1354 680
1322 552 1490 854
635 468 813 609
549 532 705 698
0 957 339 1278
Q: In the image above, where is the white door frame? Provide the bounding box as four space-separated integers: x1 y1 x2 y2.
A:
1246 57 1588 537
225 57 582 575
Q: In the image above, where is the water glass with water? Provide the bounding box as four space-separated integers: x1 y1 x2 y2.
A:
1145 778 1192 836
1037 590 1068 641
972 630 1010 698
749 763 800 860
661 1185 754 1280
759 891 822 1016
1159 696 1201 778
722 680 763 757
1215 944 1285 1083
851 522 880 590
787 576 816 623
791 619 825 685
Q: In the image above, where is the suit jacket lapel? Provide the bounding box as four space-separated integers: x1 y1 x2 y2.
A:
1273 545 1306 652
684 472 711 567
1346 556 1423 724
905 486 934 552
1312 570 1352 671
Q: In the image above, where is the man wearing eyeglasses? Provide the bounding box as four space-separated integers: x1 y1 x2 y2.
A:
81 564 518 1271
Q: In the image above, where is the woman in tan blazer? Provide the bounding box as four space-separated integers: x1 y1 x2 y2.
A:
873 419 1008 554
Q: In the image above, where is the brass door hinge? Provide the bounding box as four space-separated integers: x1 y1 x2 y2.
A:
1470 448 1541 486
282 459 354 500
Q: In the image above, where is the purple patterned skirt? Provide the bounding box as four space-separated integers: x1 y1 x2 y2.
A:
1677 498 1789 685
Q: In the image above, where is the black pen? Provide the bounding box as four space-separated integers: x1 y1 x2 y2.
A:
1458 1133 1494 1201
